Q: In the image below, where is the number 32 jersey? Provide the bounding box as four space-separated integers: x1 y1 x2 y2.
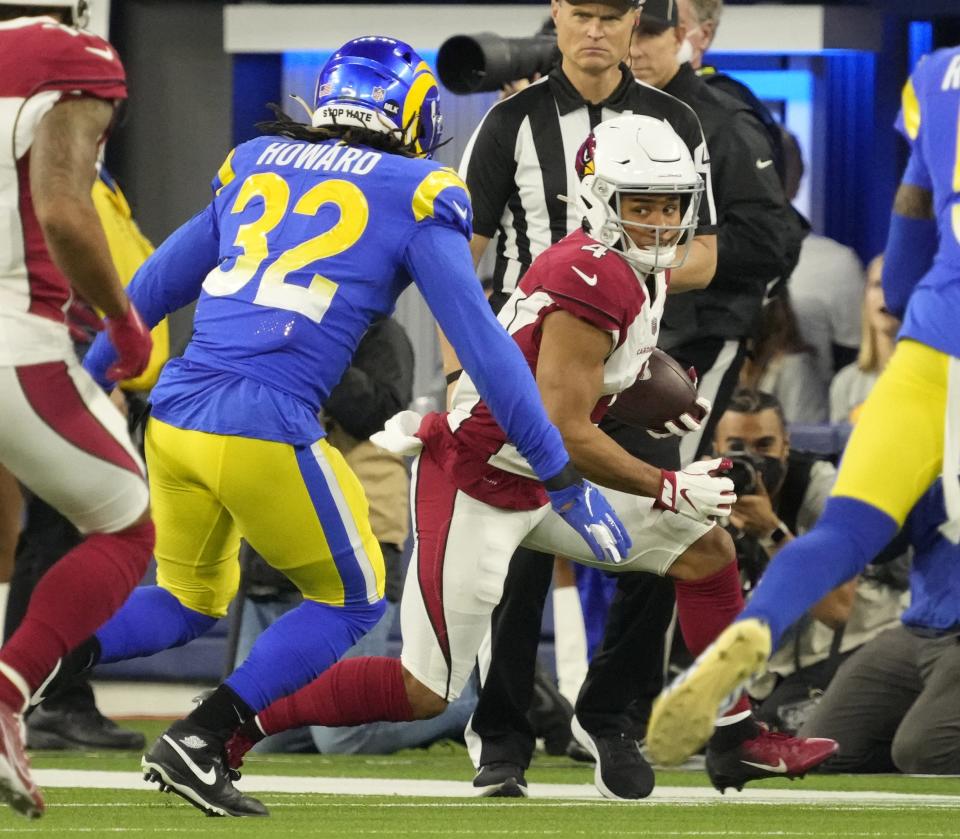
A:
87 135 473 444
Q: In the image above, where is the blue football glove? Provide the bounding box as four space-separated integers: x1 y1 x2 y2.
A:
545 465 631 564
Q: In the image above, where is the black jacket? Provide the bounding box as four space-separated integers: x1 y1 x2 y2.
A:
659 63 805 348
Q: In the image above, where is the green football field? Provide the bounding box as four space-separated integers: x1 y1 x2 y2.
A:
10 720 960 837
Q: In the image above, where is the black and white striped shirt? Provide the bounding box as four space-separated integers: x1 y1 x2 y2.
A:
459 63 716 301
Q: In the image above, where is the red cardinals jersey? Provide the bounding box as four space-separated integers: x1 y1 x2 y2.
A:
421 229 668 510
0 16 126 365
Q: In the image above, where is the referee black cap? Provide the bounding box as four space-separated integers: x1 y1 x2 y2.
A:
636 0 679 33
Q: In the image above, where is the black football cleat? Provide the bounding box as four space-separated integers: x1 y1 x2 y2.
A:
141 721 268 817
28 706 146 751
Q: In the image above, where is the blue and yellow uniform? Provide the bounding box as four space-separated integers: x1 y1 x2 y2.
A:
86 133 568 622
829 46 960 527
732 45 960 647
646 48 960 765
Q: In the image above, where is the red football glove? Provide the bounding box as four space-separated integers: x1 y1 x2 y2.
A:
105 303 152 382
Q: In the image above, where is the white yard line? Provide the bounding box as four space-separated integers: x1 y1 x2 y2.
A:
31 770 960 808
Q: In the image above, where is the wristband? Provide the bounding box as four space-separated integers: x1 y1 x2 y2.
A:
543 462 581 492
759 520 792 551
445 370 463 385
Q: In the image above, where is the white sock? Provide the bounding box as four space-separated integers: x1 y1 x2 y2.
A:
552 585 588 706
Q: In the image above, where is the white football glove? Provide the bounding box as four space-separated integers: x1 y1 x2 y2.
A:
647 395 712 439
654 457 736 521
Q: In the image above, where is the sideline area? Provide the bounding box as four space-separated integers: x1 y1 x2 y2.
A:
34 769 960 808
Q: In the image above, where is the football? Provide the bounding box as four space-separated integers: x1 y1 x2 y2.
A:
606 348 703 432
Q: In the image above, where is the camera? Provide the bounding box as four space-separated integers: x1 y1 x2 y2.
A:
720 447 766 497
436 31 559 94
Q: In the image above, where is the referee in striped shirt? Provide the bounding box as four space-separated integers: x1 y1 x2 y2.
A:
450 0 718 800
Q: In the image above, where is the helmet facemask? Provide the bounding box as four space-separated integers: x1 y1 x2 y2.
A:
585 178 702 273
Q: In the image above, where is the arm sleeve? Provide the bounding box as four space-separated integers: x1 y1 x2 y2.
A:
712 116 803 287
458 105 518 239
881 201 937 320
83 204 221 388
324 320 415 440
403 223 569 482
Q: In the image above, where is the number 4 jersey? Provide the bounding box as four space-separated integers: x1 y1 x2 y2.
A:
86 134 473 445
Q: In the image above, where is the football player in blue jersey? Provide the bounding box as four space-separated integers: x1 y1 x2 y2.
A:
646 44 960 769
76 36 630 817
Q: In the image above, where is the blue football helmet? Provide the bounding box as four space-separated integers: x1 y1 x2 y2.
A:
312 36 443 158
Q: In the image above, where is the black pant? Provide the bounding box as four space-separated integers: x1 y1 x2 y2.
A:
6 496 97 711
469 338 749 769
469 425 680 769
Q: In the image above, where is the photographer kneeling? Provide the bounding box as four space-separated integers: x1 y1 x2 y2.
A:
713 389 906 733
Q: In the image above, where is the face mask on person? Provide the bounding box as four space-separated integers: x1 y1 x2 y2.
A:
676 37 695 64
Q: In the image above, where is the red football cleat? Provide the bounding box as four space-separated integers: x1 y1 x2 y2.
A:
706 723 838 792
0 702 44 818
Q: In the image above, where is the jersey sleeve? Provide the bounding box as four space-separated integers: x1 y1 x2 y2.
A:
31 26 126 101
532 246 639 340
895 72 934 191
410 167 473 239
895 59 925 145
459 103 518 239
211 147 239 196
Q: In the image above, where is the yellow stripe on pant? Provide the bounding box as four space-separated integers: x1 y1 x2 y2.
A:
832 339 948 526
145 419 384 618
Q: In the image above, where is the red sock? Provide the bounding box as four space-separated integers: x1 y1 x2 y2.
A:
675 561 754 722
674 560 744 659
0 520 155 710
259 657 414 735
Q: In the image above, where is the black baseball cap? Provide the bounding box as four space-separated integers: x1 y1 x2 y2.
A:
636 0 679 33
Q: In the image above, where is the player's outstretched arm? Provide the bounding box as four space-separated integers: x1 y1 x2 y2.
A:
83 205 220 388
405 224 630 562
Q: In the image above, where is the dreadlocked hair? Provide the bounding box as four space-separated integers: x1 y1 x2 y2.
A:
256 103 421 157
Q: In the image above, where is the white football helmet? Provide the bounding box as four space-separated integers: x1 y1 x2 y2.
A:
0 0 89 27
573 114 703 273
